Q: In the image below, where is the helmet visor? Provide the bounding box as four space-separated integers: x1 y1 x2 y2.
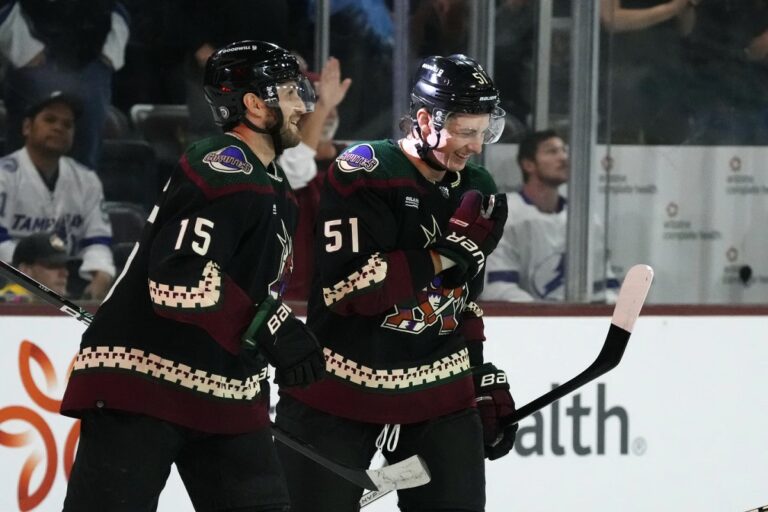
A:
275 75 316 114
442 107 507 145
484 106 506 144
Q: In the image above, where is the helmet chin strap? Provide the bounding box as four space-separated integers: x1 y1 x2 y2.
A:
242 109 286 157
414 125 448 172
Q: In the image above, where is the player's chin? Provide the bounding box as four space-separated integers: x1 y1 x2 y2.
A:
447 157 470 172
280 129 302 149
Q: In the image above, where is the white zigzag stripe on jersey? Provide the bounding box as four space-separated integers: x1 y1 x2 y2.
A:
322 253 388 307
73 346 269 400
149 260 222 308
324 347 470 389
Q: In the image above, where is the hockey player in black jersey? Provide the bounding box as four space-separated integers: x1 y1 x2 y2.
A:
60 41 325 511
275 54 518 511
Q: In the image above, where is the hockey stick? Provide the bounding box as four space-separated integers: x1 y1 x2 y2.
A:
359 263 654 506
505 263 653 424
270 427 429 491
745 506 768 512
0 258 93 325
0 259 430 492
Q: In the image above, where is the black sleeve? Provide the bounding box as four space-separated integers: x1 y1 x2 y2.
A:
146 181 265 354
316 166 437 316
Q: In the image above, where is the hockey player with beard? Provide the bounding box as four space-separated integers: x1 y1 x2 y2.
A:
275 54 518 512
60 41 325 511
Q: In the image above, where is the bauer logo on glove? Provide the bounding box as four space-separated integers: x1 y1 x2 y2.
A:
267 302 292 335
242 297 326 387
472 362 518 460
432 190 508 286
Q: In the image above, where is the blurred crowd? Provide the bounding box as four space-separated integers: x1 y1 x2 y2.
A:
0 0 765 303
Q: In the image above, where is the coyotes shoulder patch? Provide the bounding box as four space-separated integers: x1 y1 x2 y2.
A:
336 144 379 173
203 146 254 174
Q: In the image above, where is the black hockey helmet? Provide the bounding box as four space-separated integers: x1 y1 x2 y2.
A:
410 54 505 144
203 40 316 129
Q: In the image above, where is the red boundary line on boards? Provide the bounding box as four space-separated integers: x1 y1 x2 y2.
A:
1 302 766 318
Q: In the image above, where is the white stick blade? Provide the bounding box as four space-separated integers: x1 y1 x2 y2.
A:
611 264 654 333
365 455 431 491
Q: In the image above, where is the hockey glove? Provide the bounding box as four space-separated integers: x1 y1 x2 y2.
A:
432 191 508 285
472 362 518 461
242 297 326 388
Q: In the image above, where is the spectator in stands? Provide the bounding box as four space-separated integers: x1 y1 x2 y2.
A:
683 0 768 144
0 90 115 300
281 56 352 300
0 231 73 303
599 0 695 144
0 0 130 168
482 130 619 302
13 232 73 296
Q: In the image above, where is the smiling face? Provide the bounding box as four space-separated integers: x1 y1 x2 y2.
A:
240 80 308 150
419 111 491 172
275 81 308 148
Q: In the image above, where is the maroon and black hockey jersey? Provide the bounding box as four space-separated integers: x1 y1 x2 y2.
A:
286 139 497 424
61 133 297 434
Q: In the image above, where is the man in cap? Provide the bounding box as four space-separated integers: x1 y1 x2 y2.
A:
12 232 74 296
0 0 129 167
0 90 115 300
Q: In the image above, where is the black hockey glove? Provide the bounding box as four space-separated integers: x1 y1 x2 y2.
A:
472 362 518 461
432 191 507 286
242 297 326 388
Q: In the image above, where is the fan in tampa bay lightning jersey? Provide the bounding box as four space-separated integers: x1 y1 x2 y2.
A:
482 129 620 302
0 148 114 276
483 192 620 301
0 92 115 288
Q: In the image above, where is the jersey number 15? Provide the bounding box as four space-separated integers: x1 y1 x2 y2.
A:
175 217 214 256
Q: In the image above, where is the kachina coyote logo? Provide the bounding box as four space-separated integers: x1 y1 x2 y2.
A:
268 220 294 298
0 341 79 511
381 275 466 334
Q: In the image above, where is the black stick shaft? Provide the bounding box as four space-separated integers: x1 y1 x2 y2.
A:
0 259 94 324
508 324 630 424
0 259 387 491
